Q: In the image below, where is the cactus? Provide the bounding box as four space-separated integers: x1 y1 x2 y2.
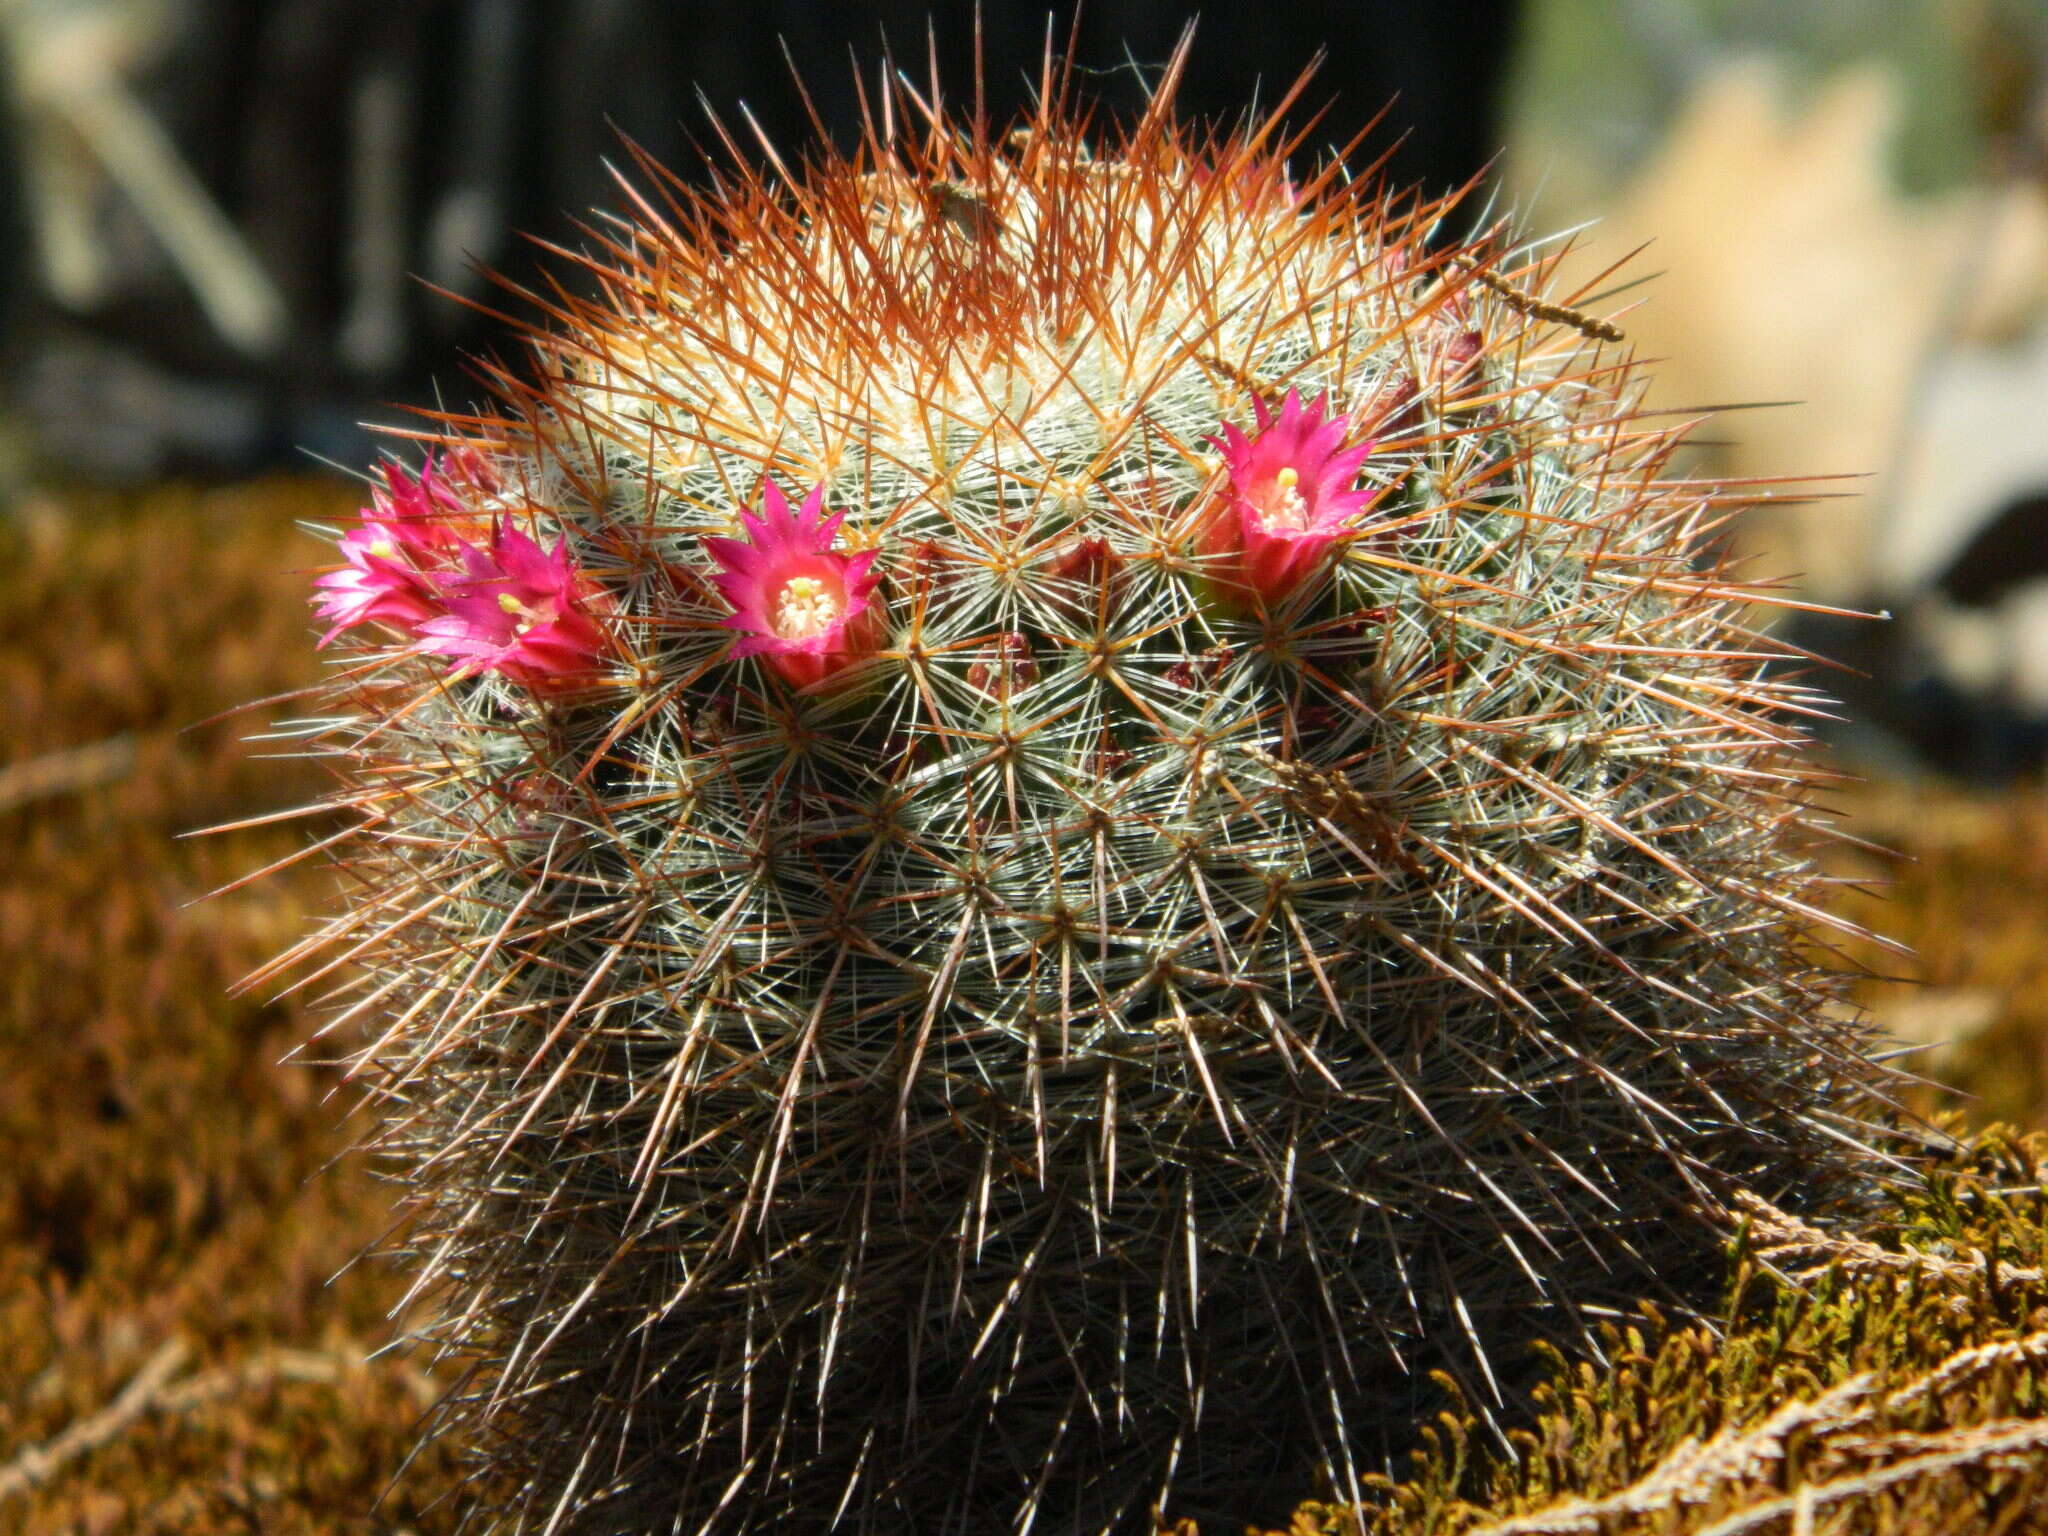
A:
274 47 1895 1536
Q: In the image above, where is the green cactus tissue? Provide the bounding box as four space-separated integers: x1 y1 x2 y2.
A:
276 56 1896 1536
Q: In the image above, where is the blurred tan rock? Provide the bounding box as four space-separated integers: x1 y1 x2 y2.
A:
1866 986 2001 1076
1528 61 2048 603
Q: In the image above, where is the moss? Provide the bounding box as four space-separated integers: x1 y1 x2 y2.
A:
0 484 479 1532
1234 1127 2048 1535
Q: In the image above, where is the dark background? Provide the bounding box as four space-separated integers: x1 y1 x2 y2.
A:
0 1 1516 475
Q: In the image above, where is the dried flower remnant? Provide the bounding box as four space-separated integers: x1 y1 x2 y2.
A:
705 481 884 690
967 632 1039 695
415 525 607 686
1201 389 1382 606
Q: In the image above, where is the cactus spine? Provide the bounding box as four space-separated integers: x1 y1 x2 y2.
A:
274 46 1892 1536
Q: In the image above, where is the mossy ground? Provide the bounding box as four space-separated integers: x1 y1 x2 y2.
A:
1321 1127 2048 1534
0 484 475 1533
3 483 2045 1531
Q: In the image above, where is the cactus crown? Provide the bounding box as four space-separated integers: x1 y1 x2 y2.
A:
275 40 1892 1536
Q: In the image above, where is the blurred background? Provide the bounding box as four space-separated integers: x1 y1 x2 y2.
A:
2 1 2045 1529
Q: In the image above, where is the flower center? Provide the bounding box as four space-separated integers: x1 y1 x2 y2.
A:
1259 465 1311 533
774 575 841 640
498 590 547 635
368 537 398 560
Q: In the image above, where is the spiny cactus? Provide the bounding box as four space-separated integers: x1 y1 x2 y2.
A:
269 44 1897 1536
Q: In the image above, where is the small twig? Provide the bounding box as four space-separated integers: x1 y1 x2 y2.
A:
0 1342 361 1504
154 1347 346 1414
0 734 138 814
1197 352 1287 407
0 1338 189 1501
1463 261 1625 343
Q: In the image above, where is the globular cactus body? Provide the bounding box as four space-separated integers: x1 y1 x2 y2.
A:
277 50 1890 1536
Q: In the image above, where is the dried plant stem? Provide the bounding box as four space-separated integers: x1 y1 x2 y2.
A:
1464 1329 2048 1536
1470 1377 1878 1535
1735 1189 2048 1290
0 1339 190 1502
1689 1419 2048 1536
0 734 136 814
1460 261 1625 343
0 1340 376 1505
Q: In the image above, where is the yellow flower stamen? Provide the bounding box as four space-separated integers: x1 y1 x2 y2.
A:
774 575 842 640
498 590 543 635
1262 465 1311 532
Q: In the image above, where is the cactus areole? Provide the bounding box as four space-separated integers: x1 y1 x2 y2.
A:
276 43 1892 1536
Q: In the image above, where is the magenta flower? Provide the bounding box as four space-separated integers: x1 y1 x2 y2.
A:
312 459 482 644
311 522 440 643
416 525 609 687
704 482 884 690
1199 389 1382 606
369 459 470 554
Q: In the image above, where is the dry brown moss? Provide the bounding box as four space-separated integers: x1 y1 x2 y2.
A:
0 483 476 1533
1824 779 2048 1128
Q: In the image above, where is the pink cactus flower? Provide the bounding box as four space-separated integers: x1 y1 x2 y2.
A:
369 460 470 554
312 457 503 644
1200 389 1382 606
704 482 884 690
312 522 440 643
416 525 608 686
